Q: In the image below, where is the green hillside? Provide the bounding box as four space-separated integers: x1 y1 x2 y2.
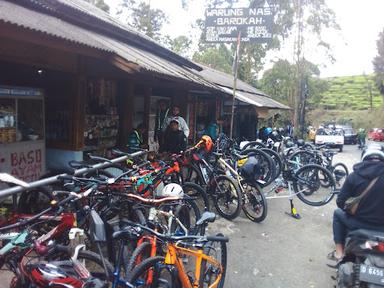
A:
319 75 383 110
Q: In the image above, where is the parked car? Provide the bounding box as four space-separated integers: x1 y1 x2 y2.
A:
368 128 384 141
315 128 344 152
343 127 357 144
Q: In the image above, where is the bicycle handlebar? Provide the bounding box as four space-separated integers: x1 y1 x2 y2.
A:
120 220 229 243
0 187 94 232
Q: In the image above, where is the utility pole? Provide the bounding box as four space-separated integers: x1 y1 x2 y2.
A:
295 0 304 138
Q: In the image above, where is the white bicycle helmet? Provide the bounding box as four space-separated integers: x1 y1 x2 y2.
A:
156 183 184 198
362 145 384 161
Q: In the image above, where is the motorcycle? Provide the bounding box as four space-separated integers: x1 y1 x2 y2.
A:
337 229 384 287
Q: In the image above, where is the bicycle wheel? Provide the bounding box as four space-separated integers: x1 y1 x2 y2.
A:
46 245 114 281
18 185 55 214
102 163 127 178
241 182 268 223
294 164 336 206
185 164 205 186
289 150 317 167
242 141 266 150
332 163 349 190
240 148 275 186
182 182 210 212
199 233 227 288
212 175 242 220
129 256 180 287
261 148 282 180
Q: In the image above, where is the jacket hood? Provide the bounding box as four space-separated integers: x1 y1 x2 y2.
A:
353 160 384 180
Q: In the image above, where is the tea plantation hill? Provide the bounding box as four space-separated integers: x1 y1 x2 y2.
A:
319 74 383 110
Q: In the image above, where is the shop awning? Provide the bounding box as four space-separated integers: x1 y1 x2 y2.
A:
196 65 291 110
218 87 291 110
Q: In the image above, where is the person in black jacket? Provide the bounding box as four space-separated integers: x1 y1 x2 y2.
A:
329 145 384 263
162 119 187 154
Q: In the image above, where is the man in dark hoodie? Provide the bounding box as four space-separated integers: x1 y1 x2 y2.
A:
162 119 187 154
328 144 384 263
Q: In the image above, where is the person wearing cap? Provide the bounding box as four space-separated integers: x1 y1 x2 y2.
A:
162 105 189 138
162 119 187 154
327 145 384 266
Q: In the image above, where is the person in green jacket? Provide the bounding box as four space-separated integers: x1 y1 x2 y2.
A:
357 128 367 148
127 123 146 153
204 117 223 141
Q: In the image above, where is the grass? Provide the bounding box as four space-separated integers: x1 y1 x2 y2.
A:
308 108 384 129
319 74 383 110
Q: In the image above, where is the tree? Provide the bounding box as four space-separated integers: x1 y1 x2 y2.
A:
190 0 338 84
373 29 384 99
193 44 233 74
117 1 168 42
83 0 109 12
260 58 329 128
166 35 192 57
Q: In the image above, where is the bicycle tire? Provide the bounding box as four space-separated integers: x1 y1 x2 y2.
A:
129 256 181 287
185 164 205 186
289 150 318 166
242 141 266 150
182 182 210 212
241 182 268 223
294 164 336 206
332 163 349 189
199 233 228 288
261 148 282 180
240 148 275 186
17 185 54 214
46 245 114 280
126 241 152 273
101 163 128 178
212 175 242 220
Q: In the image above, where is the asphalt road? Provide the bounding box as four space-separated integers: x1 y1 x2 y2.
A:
207 144 362 288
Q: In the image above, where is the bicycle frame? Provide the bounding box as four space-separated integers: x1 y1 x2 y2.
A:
164 243 223 288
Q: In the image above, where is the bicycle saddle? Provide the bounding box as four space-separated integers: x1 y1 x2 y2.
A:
196 211 216 226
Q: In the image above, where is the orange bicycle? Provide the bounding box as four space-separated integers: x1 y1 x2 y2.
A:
124 220 228 288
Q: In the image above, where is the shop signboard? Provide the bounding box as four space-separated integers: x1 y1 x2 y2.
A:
0 141 46 182
204 4 275 43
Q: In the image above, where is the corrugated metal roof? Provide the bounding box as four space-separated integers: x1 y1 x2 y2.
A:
0 1 111 52
197 65 290 109
0 0 218 90
32 0 202 70
198 65 269 96
220 87 290 110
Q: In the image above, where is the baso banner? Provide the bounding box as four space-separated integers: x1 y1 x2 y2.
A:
204 3 276 43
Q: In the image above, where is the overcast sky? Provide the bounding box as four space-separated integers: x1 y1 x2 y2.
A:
107 0 384 78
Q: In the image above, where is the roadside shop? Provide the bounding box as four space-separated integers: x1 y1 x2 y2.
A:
0 0 289 180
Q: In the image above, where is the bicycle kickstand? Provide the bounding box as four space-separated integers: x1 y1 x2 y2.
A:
285 182 301 220
285 199 301 220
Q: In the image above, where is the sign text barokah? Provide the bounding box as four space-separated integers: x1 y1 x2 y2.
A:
205 6 274 43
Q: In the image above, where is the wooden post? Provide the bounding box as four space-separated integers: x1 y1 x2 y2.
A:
118 80 134 147
144 86 152 145
71 57 86 150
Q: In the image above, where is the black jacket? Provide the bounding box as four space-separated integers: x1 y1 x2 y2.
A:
162 130 186 154
337 160 384 225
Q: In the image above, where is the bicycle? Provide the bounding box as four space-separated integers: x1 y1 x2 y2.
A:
121 220 228 288
213 152 268 222
263 154 336 219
